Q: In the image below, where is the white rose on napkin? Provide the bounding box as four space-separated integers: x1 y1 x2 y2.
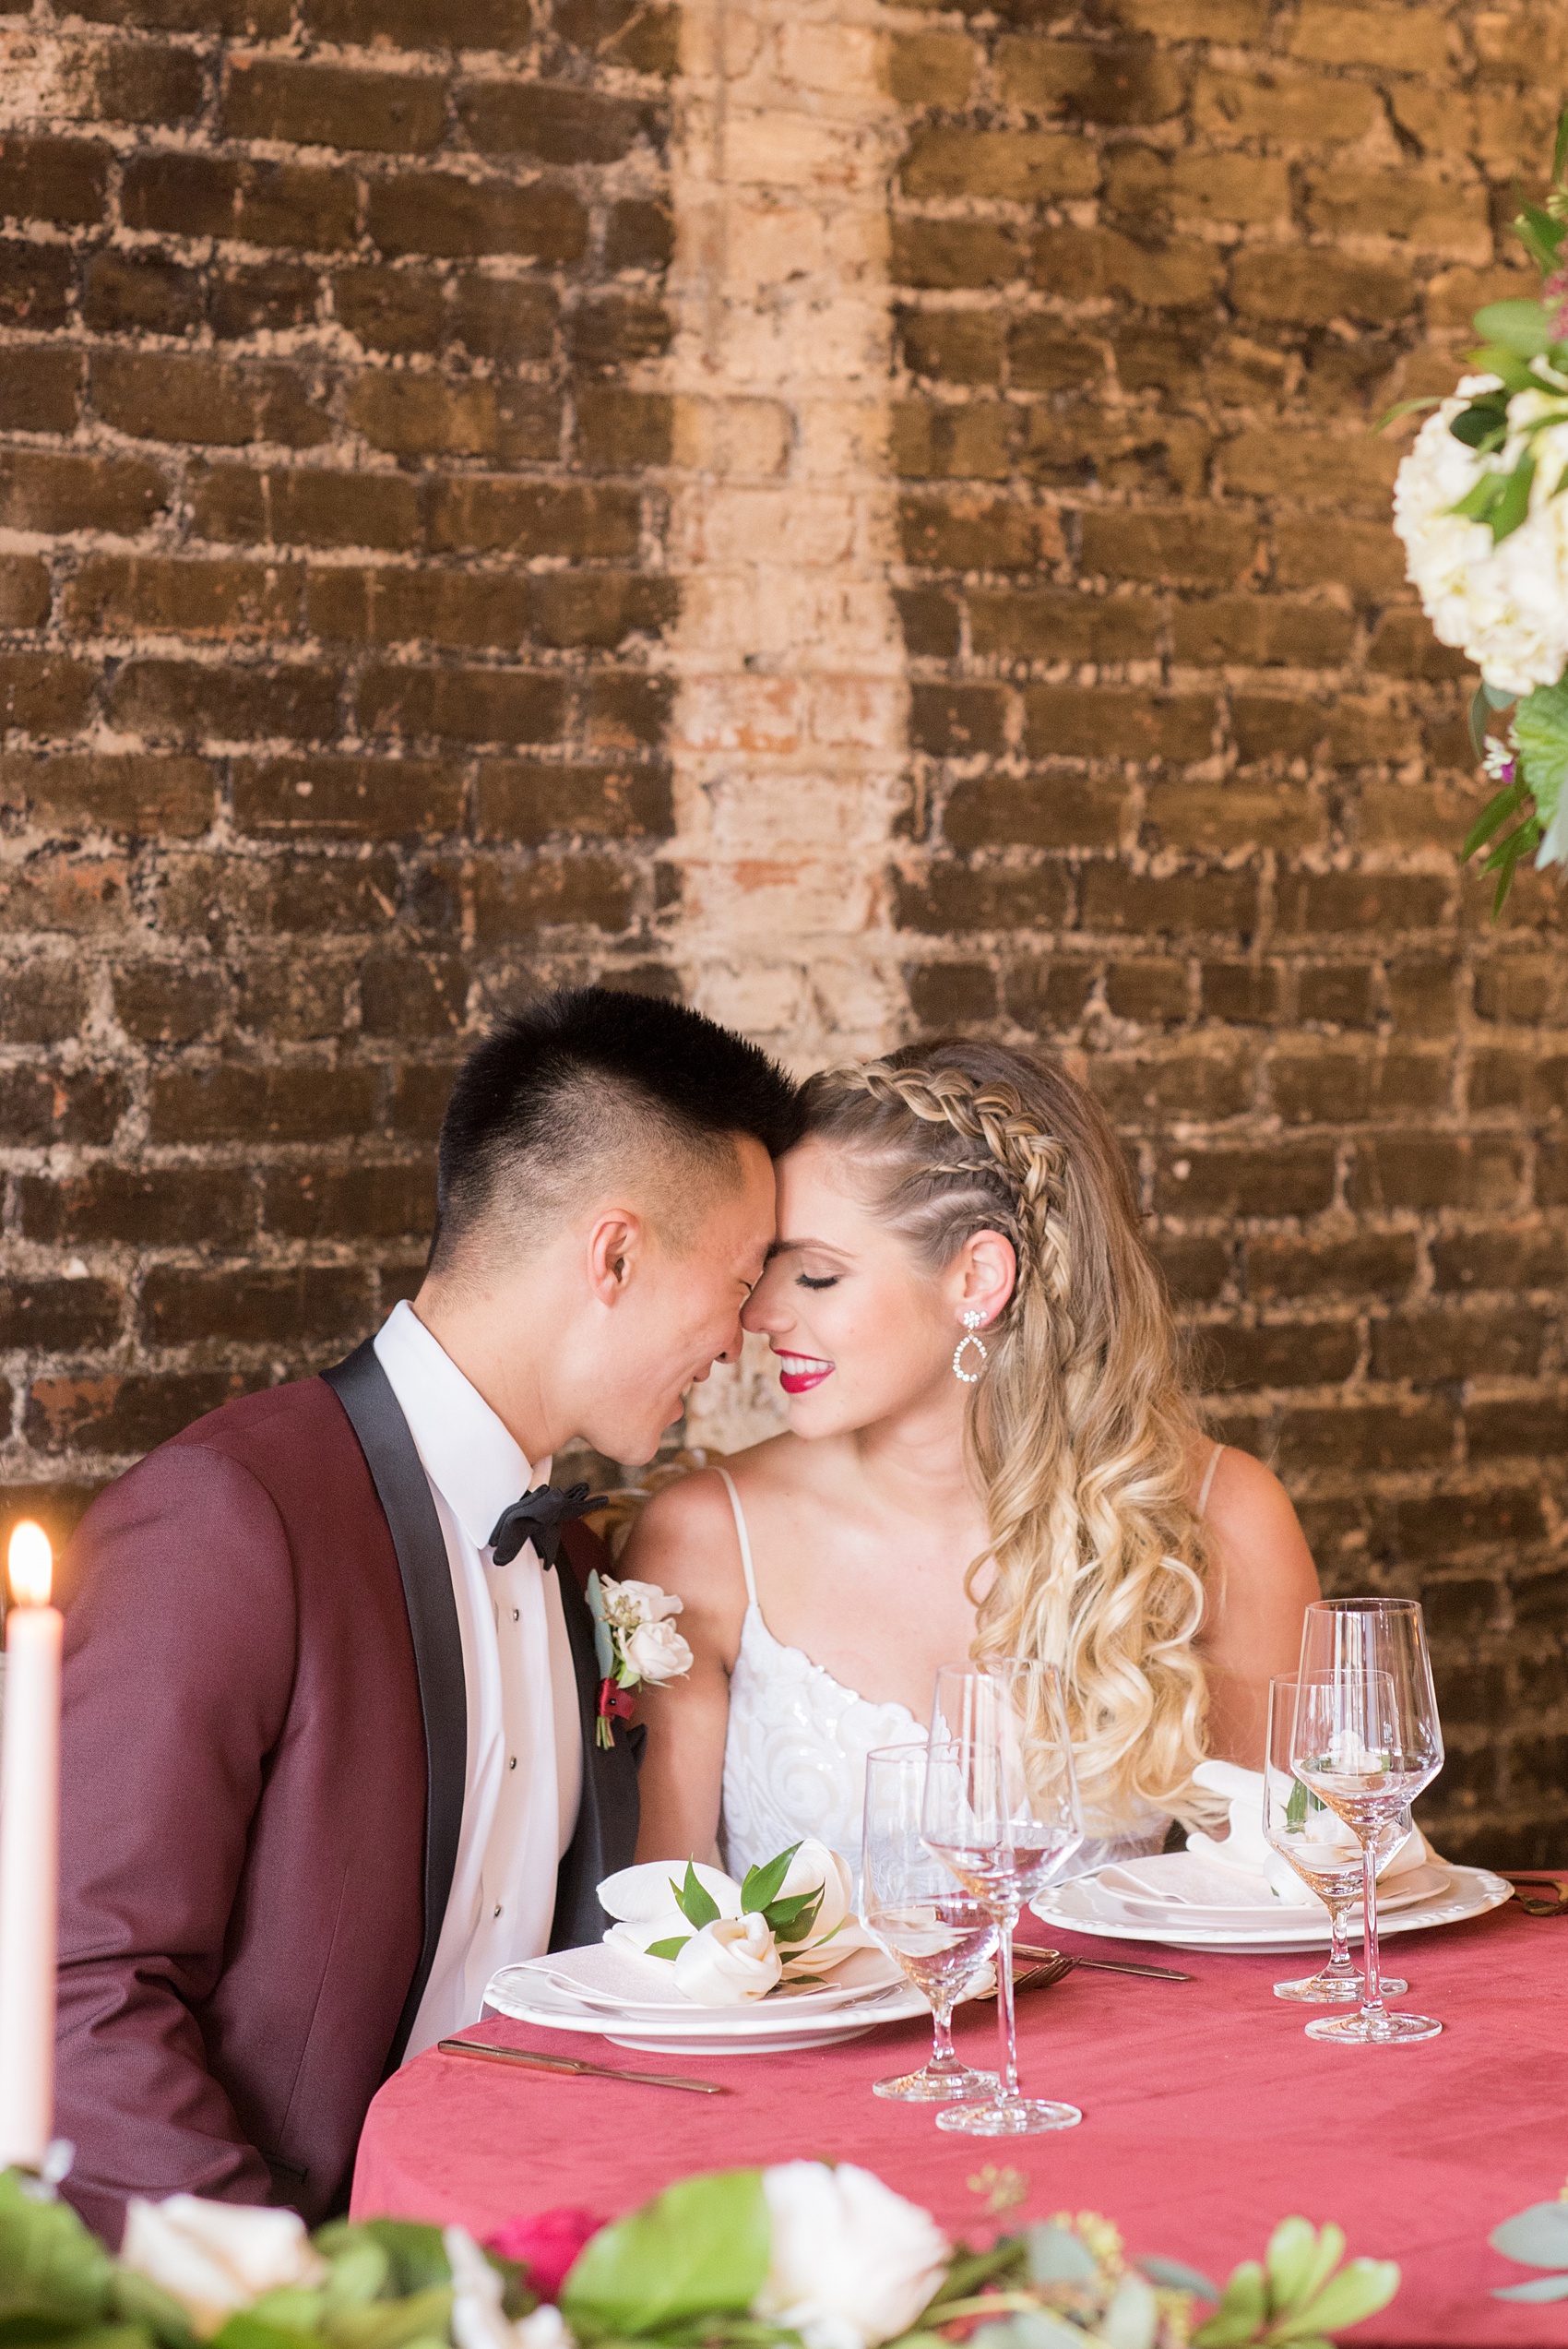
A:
1186 1759 1437 1908
754 2163 948 2349
120 2197 327 2336
622 1617 694 1684
673 1913 784 2004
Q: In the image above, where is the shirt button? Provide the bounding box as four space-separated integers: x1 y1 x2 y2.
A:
493 1903 503 1918
512 1608 520 1622
509 1756 517 1770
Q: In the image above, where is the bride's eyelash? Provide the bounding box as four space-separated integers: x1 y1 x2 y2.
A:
797 1273 838 1291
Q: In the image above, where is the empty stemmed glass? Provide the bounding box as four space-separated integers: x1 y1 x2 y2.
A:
1262 1674 1408 2004
1291 1599 1444 2045
861 1744 1000 2103
922 1661 1084 2134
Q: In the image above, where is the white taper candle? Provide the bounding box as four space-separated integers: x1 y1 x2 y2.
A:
0 1521 62 2173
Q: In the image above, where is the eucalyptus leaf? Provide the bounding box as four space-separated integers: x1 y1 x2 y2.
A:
740 1847 800 1916
0 2173 116 2332
1483 682 1520 708
1100 2275 1158 2349
1489 452 1537 541
968 2316 1087 2349
110 2270 198 2349
1515 680 1568 813
646 1936 691 1960
1193 2260 1265 2349
328 2287 452 2349
1515 203 1567 274
1025 2225 1099 2286
1272 2260 1399 2342
1263 2220 1321 2315
1138 2257 1220 2299
1490 2202 1568 2268
562 2170 769 2340
1474 298 1554 355
675 1864 722 1930
1491 2275 1568 2303
1372 395 1442 432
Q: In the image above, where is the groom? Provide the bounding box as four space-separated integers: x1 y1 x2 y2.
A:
53 987 800 2242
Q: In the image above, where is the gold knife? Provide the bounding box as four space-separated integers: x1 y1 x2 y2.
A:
437 2037 729 2094
1014 1941 1192 1983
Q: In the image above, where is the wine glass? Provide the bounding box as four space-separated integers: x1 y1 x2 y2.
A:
1262 1674 1408 2003
861 1744 1000 2103
1291 1600 1444 2045
922 1661 1084 2134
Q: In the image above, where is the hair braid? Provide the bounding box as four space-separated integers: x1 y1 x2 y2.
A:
799 1040 1215 1839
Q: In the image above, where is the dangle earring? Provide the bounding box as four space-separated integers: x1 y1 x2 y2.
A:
952 1310 988 1385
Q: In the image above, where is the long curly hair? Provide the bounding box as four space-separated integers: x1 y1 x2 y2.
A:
798 1038 1214 1836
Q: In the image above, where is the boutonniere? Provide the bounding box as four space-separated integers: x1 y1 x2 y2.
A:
586 1571 694 1748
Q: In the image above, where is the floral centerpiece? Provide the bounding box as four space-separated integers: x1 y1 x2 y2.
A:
1387 107 1568 904
0 2160 1399 2349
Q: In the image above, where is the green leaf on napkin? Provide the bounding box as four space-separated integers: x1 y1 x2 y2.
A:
645 1937 692 1960
740 1846 801 1916
671 1863 721 1931
562 2171 769 2340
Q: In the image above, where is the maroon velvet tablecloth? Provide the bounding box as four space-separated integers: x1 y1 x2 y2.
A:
353 1890 1568 2346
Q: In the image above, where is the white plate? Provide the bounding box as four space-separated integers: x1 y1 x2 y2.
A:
1030 1864 1513 1955
485 1945 928 2055
1090 1854 1451 1933
524 1939 902 2018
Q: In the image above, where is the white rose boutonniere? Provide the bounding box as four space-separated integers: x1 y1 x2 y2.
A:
586 1569 694 1748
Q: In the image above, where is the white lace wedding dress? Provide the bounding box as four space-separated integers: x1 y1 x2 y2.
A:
713 1467 1180 1887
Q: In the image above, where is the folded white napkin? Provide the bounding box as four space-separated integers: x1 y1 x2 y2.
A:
1184 1759 1436 1909
599 1843 879 2005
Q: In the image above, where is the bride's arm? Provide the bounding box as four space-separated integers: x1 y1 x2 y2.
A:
620 1469 749 1866
1195 1448 1321 1770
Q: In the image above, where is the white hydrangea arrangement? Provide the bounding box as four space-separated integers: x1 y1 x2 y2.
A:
1388 111 1568 902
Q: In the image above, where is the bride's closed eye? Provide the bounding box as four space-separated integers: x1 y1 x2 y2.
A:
796 1273 839 1291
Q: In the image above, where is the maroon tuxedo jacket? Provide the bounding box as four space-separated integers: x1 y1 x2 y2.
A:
55 1345 639 2245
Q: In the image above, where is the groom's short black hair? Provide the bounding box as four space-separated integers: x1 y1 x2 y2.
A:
432 984 802 1268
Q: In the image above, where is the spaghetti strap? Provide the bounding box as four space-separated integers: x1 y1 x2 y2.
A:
1196 1441 1225 1519
716 1467 760 1611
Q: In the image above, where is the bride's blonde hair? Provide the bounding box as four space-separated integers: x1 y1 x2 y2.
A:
799 1038 1214 1835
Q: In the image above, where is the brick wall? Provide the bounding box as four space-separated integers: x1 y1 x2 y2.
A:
887 0 1568 1864
0 0 680 1555
3 0 1566 1863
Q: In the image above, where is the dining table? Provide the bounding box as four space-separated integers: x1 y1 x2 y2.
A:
352 1887 1568 2348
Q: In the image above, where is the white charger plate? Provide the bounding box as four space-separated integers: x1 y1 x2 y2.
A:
1090 1853 1451 1934
1030 1863 1513 1955
485 1943 927 2055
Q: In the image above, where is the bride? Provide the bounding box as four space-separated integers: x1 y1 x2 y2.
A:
624 1038 1320 1878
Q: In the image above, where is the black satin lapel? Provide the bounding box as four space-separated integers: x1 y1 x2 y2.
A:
323 1341 466 2070
550 1560 641 1951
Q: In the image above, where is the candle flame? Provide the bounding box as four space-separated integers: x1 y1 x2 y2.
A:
6 1520 53 1608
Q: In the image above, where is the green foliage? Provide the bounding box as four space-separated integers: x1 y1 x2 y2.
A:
561 2171 770 2343
653 1844 827 1961
1490 2196 1568 2299
1192 2223 1397 2349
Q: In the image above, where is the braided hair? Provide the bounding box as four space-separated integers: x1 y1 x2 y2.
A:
798 1038 1214 1836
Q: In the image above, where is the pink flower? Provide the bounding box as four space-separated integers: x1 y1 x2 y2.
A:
485 2207 604 2301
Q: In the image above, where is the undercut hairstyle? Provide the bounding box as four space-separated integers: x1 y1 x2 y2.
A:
431 986 802 1274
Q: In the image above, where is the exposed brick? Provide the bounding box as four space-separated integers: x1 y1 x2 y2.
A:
0 1279 123 1351
0 1066 126 1145
0 752 215 837
307 0 529 46
906 960 999 1028
0 959 89 1045
232 755 463 838
1270 1042 1448 1126
1081 864 1256 936
1108 960 1187 1023
191 465 422 552
211 262 319 339
894 863 1072 935
1249 1232 1419 1301
367 175 587 262
457 80 655 164
18 1165 251 1247
63 557 303 643
1155 1142 1336 1217
347 372 559 462
0 243 74 331
0 349 81 434
0 654 95 736
113 962 231 1041
357 663 564 745
23 1371 259 1457
426 478 638 558
0 448 170 536
1080 507 1254 587
261 1162 436 1239
122 153 359 249
945 773 1122 852
1372 1309 1547 1384
108 662 339 745
223 57 449 150
90 352 331 449
968 590 1161 667
471 853 636 940
1004 958 1095 1031
148 1062 379 1143
475 760 672 841
1202 1319 1360 1392
0 137 109 227
1275 1401 1454 1473
142 1264 374 1348
1431 1232 1568 1293
901 129 1098 203
1351 1135 1526 1214
82 250 205 337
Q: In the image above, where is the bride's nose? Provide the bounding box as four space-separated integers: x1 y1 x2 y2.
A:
741 1263 790 1337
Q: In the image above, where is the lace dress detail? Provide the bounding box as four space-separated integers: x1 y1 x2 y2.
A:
714 1470 1171 1887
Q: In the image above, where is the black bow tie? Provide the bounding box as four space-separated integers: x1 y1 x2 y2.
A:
487 1482 608 1569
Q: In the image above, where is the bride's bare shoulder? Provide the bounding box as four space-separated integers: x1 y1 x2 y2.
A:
619 1437 796 1606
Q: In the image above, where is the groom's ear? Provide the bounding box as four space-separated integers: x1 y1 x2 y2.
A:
587 1207 644 1303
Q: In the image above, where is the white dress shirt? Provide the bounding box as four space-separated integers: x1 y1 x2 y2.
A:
374 1300 583 2059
